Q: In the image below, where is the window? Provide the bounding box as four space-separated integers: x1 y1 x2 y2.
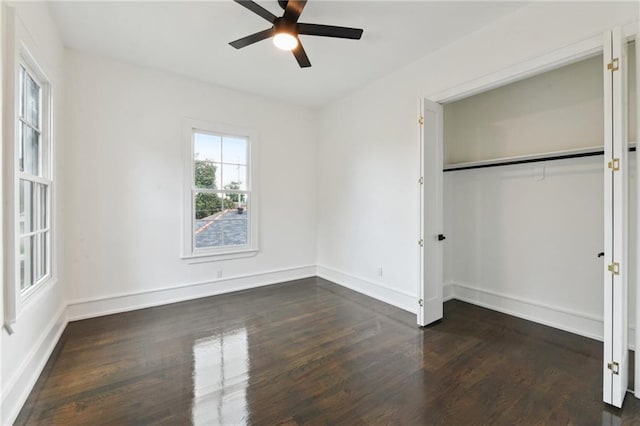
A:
17 63 51 293
183 120 257 261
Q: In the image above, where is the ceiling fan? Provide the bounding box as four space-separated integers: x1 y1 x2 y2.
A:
229 0 363 68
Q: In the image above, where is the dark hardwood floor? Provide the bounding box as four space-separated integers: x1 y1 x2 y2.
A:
14 277 640 425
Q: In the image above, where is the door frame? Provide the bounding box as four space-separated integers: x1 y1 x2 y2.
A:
417 20 639 401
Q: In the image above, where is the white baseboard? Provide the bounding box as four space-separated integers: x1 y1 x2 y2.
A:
445 282 635 349
67 265 317 321
443 283 455 302
1 304 68 426
317 265 417 314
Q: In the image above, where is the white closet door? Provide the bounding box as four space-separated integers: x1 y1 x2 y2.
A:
635 26 640 402
418 98 443 326
603 26 629 408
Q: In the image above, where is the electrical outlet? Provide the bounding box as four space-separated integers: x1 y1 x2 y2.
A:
216 269 222 279
377 267 383 277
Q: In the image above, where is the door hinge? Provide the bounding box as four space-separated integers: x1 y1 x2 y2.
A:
418 239 424 247
608 158 620 171
608 262 620 275
608 361 620 375
607 58 619 72
419 116 424 125
418 177 424 185
418 299 424 307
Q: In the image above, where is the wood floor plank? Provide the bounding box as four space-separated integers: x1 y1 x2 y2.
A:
13 277 639 425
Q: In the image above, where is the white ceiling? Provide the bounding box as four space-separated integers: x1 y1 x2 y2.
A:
49 1 525 108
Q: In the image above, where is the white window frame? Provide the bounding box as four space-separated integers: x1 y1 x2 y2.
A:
3 6 56 334
181 118 258 263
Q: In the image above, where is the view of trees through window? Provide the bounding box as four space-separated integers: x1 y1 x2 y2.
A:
192 132 249 249
194 161 245 219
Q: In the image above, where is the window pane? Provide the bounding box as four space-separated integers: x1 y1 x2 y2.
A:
194 161 221 190
19 238 26 290
222 137 247 165
35 232 47 282
20 179 34 234
194 191 224 248
43 231 49 277
194 133 221 163
19 66 25 119
20 235 34 290
220 193 248 246
24 126 40 176
26 72 40 127
18 122 24 172
222 164 247 190
35 183 48 231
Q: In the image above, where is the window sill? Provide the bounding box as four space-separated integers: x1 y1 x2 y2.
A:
5 276 59 334
181 249 258 264
20 275 57 306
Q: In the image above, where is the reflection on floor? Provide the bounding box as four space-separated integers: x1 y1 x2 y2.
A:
192 329 249 424
14 277 640 424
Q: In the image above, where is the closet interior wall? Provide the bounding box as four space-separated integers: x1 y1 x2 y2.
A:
442 45 637 345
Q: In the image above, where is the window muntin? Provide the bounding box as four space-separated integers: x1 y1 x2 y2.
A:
192 131 250 252
17 64 51 292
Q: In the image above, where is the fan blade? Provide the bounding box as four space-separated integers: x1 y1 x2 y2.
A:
283 0 307 23
229 28 274 49
292 39 311 68
233 0 277 23
297 23 363 40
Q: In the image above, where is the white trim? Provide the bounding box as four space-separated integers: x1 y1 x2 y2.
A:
181 248 258 264
445 282 636 350
635 18 640 401
443 283 454 302
3 4 18 332
317 265 417 314
66 265 316 321
1 303 67 426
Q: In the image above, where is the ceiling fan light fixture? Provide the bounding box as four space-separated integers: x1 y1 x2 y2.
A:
230 0 364 68
273 32 298 51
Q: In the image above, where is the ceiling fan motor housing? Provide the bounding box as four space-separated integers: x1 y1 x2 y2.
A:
274 17 297 36
230 0 364 68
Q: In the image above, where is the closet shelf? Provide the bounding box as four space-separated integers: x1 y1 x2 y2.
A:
443 142 637 172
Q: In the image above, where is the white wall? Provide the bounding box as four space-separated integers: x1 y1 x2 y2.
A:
62 50 318 318
443 157 637 342
1 2 66 424
444 55 605 164
444 46 637 165
317 2 638 325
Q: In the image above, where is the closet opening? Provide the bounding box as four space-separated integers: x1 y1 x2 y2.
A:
419 36 637 407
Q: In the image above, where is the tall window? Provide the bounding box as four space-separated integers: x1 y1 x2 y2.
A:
17 63 51 292
184 120 257 260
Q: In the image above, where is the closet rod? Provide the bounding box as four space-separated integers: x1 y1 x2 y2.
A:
443 145 637 173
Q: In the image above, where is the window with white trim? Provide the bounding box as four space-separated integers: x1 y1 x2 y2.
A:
184 120 257 260
17 62 51 293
